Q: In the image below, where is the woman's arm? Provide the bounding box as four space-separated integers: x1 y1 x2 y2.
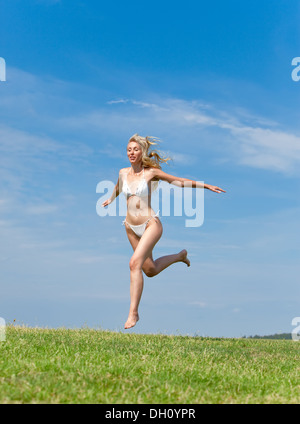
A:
152 168 226 193
101 172 122 207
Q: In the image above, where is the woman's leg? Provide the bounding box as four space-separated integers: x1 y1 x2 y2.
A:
125 219 162 329
124 219 190 329
126 222 190 279
150 250 190 276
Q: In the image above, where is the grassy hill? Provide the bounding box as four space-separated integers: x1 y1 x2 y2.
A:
0 325 299 404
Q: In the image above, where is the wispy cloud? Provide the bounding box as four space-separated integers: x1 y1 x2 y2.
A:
63 96 300 175
107 99 129 105
229 125 300 174
0 124 61 155
4 67 299 176
0 122 94 194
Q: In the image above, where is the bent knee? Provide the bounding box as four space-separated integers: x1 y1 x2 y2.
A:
143 266 157 278
129 256 143 271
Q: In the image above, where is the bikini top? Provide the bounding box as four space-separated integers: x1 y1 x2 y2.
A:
122 168 149 199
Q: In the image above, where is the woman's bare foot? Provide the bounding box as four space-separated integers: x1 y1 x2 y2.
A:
179 249 190 267
124 312 139 329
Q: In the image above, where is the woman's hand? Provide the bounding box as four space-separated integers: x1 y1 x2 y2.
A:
102 198 112 207
205 184 226 193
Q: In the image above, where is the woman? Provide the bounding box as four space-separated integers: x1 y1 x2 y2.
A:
102 134 225 329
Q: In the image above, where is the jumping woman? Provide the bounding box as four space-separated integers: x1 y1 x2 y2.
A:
102 134 225 329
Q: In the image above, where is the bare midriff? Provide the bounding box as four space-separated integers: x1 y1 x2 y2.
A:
126 193 155 225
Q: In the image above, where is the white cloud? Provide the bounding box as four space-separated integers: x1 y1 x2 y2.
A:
62 96 300 175
107 99 129 105
0 124 61 155
230 125 300 174
5 67 299 176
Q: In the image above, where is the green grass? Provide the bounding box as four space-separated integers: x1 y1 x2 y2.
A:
1 325 300 403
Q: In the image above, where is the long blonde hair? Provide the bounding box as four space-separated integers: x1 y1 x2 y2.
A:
128 133 171 169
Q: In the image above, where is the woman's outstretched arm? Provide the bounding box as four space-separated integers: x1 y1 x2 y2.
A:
152 168 226 193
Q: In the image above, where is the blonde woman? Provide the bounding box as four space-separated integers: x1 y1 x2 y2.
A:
102 134 225 329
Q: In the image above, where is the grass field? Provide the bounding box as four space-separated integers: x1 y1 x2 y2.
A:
0 325 299 404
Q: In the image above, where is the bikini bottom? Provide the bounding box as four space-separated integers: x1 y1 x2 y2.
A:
122 211 160 238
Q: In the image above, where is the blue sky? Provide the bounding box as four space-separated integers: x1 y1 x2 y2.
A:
0 0 300 337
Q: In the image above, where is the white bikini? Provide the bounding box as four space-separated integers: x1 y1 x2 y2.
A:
122 168 159 238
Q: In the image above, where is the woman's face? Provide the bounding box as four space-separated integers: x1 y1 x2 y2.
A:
127 141 143 165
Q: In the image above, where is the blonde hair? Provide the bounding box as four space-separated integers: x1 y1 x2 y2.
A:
128 133 171 169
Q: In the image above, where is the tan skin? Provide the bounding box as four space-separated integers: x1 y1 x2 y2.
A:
102 141 226 329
